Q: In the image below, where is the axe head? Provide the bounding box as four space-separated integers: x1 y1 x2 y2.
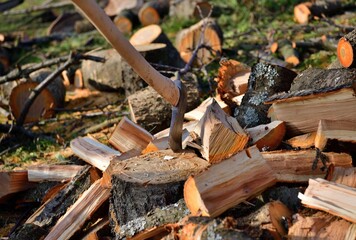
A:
169 80 187 152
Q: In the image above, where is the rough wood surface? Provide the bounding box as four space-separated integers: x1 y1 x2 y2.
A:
192 99 248 163
70 136 121 171
176 18 223 66
326 166 356 188
184 146 276 217
108 116 153 153
27 165 84 182
286 132 316 149
338 29 356 68
184 97 230 121
262 150 352 183
128 73 200 133
298 178 356 223
109 149 209 239
0 170 36 201
234 62 297 128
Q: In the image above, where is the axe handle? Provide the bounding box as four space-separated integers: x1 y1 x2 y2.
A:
71 0 180 106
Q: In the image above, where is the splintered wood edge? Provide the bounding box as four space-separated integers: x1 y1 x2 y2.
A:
337 37 354 68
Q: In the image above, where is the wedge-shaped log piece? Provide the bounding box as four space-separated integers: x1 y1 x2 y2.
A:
246 120 286 151
184 146 276 217
192 99 248 163
28 165 84 182
315 119 356 151
109 116 153 152
286 132 316 149
327 166 356 188
45 178 110 240
298 178 356 223
288 211 356 240
70 136 121 171
262 150 352 183
0 170 36 201
109 149 209 239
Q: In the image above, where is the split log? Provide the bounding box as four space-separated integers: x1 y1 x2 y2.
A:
246 120 286 151
184 146 276 217
262 150 352 183
286 132 316 149
47 12 83 35
326 166 356 188
113 9 139 34
109 149 209 239
298 178 356 223
215 58 251 107
129 24 185 68
104 0 143 16
235 62 297 128
44 178 110 240
108 116 154 152
272 39 300 67
176 18 223 66
184 97 230 121
9 69 66 123
138 0 170 26
70 136 121 171
27 165 84 182
128 73 200 133
315 119 356 152
0 170 36 201
294 1 343 25
338 28 356 68
113 199 188 239
266 68 356 136
288 212 356 240
9 166 92 239
191 99 248 163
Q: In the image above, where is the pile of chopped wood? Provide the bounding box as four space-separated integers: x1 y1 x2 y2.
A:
2 27 355 239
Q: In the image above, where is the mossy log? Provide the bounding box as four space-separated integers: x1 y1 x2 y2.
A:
234 63 297 128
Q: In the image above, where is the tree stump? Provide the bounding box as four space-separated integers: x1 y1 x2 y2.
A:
113 9 139 34
129 24 185 68
234 63 297 128
138 0 169 26
176 18 223 66
9 69 66 123
337 29 356 68
128 73 200 133
109 149 209 239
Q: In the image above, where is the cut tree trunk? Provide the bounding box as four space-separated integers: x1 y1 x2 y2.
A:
273 39 300 67
0 170 36 201
294 1 343 24
337 29 356 68
184 146 276 217
286 132 316 149
326 166 356 188
44 178 110 240
215 58 251 107
9 69 66 123
129 24 185 68
246 120 286 151
128 73 200 133
262 150 352 183
176 18 223 66
70 136 121 171
298 178 356 223
288 211 356 239
315 119 356 152
266 68 356 136
108 116 154 152
9 166 92 240
191 99 249 163
109 149 209 239
113 9 138 34
104 0 143 16
138 0 170 26
27 165 84 182
234 62 297 128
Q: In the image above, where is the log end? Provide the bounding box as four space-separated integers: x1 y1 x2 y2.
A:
129 24 162 46
337 37 354 68
138 6 160 26
114 15 133 34
294 3 311 24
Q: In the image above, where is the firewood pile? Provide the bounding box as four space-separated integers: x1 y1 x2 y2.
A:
0 1 356 240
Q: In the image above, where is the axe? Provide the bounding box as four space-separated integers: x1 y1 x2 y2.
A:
71 0 186 152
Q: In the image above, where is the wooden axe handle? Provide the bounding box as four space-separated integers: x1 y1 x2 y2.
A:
71 0 180 106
